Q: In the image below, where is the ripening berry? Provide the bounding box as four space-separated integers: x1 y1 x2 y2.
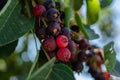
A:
57 48 71 62
43 37 56 52
33 5 46 17
56 35 68 48
76 38 90 50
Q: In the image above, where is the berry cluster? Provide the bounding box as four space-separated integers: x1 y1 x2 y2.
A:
33 0 110 80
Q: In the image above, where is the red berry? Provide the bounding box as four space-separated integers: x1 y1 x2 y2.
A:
56 35 68 48
33 5 46 17
103 72 110 80
57 48 71 62
43 37 56 52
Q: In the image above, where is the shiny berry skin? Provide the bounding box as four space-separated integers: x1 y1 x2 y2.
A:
33 5 46 17
46 8 60 22
57 48 71 62
43 37 56 52
47 22 61 36
56 35 68 48
61 27 72 39
43 0 55 9
72 61 83 73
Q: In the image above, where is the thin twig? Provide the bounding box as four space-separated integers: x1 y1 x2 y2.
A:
41 18 48 27
26 30 39 80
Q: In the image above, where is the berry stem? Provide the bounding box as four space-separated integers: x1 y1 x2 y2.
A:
38 16 41 27
42 46 51 61
26 30 39 80
41 18 48 27
24 0 32 18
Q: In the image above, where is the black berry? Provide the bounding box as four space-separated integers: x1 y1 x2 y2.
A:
72 61 83 73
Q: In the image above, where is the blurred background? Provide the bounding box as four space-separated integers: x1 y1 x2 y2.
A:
0 0 120 80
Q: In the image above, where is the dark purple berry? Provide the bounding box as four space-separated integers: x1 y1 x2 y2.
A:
72 61 83 73
70 53 78 62
67 40 76 53
43 37 56 52
35 27 47 40
47 22 61 36
78 50 92 62
33 5 46 17
89 68 105 80
43 0 56 9
46 8 60 22
76 38 90 50
61 27 72 39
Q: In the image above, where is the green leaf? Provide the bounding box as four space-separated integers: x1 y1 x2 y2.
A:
64 0 71 7
75 13 90 39
86 0 100 25
31 58 75 80
84 25 99 40
0 0 34 46
104 42 116 72
111 60 120 77
100 0 113 8
0 40 18 58
72 0 83 11
64 7 73 27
